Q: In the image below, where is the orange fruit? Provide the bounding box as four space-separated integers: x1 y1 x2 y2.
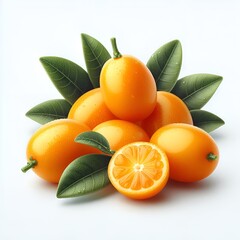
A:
108 142 169 199
100 38 157 121
68 88 116 129
93 119 149 151
139 91 193 137
23 119 99 183
150 123 219 182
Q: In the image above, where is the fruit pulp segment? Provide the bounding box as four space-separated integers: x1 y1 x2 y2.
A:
112 145 164 190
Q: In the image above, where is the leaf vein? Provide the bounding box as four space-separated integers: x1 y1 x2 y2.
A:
58 166 108 196
182 79 222 101
156 42 180 84
42 58 84 94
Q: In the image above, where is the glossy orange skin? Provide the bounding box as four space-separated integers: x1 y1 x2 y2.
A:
93 120 149 151
68 88 116 129
150 123 219 182
139 91 193 137
26 119 99 183
100 55 157 121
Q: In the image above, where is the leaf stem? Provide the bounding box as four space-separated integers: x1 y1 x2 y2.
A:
207 153 218 161
110 150 116 155
21 158 38 172
111 38 122 59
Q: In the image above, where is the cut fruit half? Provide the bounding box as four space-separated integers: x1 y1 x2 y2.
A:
108 142 169 200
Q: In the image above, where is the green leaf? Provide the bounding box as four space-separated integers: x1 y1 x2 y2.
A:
190 109 225 133
75 131 115 155
25 99 71 124
147 40 182 91
171 74 223 110
57 154 111 198
40 56 93 104
81 33 111 88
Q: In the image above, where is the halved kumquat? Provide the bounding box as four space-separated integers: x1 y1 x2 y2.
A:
108 142 169 200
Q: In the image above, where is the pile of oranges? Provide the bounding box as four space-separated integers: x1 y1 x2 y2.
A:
22 38 219 200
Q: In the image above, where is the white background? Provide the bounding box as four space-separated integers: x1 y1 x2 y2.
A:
1 0 240 239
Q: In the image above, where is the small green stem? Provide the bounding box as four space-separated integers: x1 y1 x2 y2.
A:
207 153 218 161
21 158 38 173
111 38 122 59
